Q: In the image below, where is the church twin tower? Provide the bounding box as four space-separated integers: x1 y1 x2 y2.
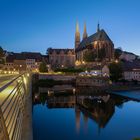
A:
75 22 88 49
75 22 100 49
74 22 114 62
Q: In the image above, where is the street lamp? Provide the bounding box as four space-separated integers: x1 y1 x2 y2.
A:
82 61 85 64
115 59 118 63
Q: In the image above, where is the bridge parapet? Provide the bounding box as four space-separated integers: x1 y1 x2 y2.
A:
0 73 31 140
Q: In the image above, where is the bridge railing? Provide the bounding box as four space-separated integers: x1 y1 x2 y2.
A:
0 73 30 140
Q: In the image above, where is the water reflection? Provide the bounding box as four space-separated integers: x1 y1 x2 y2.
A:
33 85 129 133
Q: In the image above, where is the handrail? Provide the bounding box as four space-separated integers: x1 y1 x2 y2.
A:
0 72 30 140
0 73 26 93
1 81 22 107
2 82 22 114
5 92 20 125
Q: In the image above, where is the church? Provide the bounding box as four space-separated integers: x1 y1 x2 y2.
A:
75 22 114 64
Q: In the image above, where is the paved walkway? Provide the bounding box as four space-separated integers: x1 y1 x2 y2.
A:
21 80 33 140
0 74 18 88
112 90 140 101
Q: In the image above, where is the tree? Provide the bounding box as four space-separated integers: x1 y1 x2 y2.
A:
114 48 122 59
109 62 123 82
0 46 4 58
46 47 52 55
0 58 4 64
83 50 97 62
0 46 5 64
39 62 48 73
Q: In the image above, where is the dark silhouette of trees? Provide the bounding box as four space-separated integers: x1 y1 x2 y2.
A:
0 46 4 57
109 62 123 82
0 46 5 64
83 50 97 62
39 62 48 73
114 48 122 59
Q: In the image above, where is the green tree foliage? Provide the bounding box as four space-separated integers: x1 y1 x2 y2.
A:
0 46 5 64
109 62 123 82
114 48 122 59
46 47 51 55
0 58 5 64
0 46 4 57
39 62 48 73
83 50 97 62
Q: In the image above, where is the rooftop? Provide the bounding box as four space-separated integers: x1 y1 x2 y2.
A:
123 60 140 71
76 29 113 52
47 48 75 54
6 52 43 63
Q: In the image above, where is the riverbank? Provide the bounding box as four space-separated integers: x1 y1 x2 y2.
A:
108 85 140 92
33 73 140 92
106 84 140 101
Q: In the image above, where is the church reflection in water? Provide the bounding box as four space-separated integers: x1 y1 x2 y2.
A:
33 85 129 133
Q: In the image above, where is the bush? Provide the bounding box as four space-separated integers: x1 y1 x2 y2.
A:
109 62 123 82
39 62 48 73
0 58 5 64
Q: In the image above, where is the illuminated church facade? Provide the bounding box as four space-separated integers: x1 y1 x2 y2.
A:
75 22 115 64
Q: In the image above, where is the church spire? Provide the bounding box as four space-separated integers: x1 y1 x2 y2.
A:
83 22 88 40
75 21 80 49
97 22 100 32
76 22 80 33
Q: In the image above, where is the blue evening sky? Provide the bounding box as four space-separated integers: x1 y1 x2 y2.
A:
0 0 140 55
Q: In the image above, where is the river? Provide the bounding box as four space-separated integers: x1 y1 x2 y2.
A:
33 85 140 140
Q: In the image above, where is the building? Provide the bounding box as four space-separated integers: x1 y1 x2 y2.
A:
4 52 43 72
75 22 114 64
123 60 140 81
22 52 42 72
124 69 140 81
14 53 27 71
47 48 75 69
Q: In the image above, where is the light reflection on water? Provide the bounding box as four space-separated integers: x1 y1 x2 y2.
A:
33 85 140 140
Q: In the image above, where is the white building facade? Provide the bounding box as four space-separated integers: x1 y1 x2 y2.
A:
124 69 140 81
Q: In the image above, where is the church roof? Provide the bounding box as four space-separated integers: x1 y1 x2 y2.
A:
48 48 75 55
76 29 113 52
